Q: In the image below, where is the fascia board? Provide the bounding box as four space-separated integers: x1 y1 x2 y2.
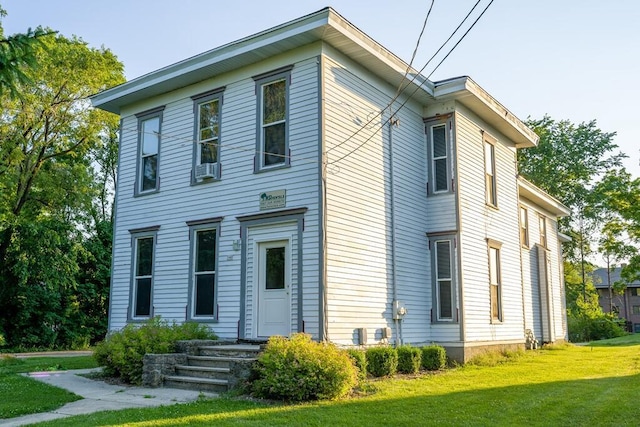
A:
433 76 538 148
518 176 571 217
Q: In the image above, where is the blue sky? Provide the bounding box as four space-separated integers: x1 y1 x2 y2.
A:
3 0 639 175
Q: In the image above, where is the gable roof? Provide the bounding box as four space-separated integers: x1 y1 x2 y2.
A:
91 7 537 148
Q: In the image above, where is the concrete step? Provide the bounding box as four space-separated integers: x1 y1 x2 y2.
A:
187 355 257 369
163 375 228 393
175 365 230 380
198 344 262 358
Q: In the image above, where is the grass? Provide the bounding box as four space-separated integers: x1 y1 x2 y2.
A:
31 337 640 426
0 355 98 419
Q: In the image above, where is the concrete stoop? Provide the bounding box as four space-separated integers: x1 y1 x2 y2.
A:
143 341 263 393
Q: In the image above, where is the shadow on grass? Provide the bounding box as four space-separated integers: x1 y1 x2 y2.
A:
40 373 640 427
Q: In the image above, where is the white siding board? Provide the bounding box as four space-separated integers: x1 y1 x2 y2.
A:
455 108 525 343
110 54 321 339
323 49 431 346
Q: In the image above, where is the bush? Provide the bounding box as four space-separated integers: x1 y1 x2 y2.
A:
94 317 216 385
421 345 446 371
568 314 627 342
251 333 357 401
397 345 421 374
366 346 398 377
345 349 367 382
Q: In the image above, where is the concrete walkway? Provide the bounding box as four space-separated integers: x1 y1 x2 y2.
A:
2 368 217 427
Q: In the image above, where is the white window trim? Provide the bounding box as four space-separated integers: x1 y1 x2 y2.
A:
520 206 529 248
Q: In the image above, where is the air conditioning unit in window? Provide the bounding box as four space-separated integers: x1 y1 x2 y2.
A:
195 162 218 179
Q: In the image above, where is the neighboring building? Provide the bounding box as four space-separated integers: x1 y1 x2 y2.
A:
593 267 640 332
91 8 570 361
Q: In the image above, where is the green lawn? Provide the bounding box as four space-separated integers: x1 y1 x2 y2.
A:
0 356 98 419
33 337 640 426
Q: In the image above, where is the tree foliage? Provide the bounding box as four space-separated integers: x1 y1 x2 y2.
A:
0 25 124 348
519 115 638 340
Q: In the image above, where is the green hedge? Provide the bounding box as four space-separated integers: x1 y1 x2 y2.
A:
251 333 357 401
94 317 216 385
397 345 422 374
366 346 398 377
345 349 368 382
421 345 447 371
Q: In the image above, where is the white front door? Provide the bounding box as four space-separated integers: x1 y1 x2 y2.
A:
256 240 291 337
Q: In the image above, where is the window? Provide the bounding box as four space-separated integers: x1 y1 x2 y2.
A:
254 66 292 171
488 240 502 322
435 240 454 321
520 206 529 247
484 137 497 207
425 115 453 194
187 218 221 320
631 288 639 297
192 89 224 182
135 107 164 194
633 305 640 315
539 215 547 248
129 226 159 320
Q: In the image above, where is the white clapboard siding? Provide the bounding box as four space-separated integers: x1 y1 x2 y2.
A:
455 107 524 343
322 49 431 346
109 53 321 339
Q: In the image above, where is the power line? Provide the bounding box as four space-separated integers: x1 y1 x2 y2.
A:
327 0 483 158
328 0 494 166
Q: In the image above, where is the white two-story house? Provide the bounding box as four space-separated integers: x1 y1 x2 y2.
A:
91 8 570 361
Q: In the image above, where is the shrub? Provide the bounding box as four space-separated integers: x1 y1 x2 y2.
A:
94 317 216 385
251 333 357 401
366 346 398 377
397 345 421 374
421 345 447 371
345 349 368 382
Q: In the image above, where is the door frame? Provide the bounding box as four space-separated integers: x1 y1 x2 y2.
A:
236 207 307 340
253 236 292 338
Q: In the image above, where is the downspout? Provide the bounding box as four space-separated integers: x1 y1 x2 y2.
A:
389 116 402 346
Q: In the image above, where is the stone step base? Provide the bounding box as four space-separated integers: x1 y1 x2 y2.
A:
187 355 258 369
164 375 228 393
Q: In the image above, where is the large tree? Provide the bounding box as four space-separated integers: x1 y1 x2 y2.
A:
0 6 52 97
0 30 124 348
519 115 635 340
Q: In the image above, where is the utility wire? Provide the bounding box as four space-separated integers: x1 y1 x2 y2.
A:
328 0 494 166
327 1 437 155
327 0 482 156
393 0 435 102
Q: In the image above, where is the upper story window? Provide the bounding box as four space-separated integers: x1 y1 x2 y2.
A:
424 115 453 195
539 215 547 248
484 134 497 207
520 206 529 248
253 66 293 172
192 88 224 182
135 107 164 195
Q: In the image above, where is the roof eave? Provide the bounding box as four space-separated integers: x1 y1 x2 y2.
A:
518 176 571 217
433 76 538 148
91 7 435 114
